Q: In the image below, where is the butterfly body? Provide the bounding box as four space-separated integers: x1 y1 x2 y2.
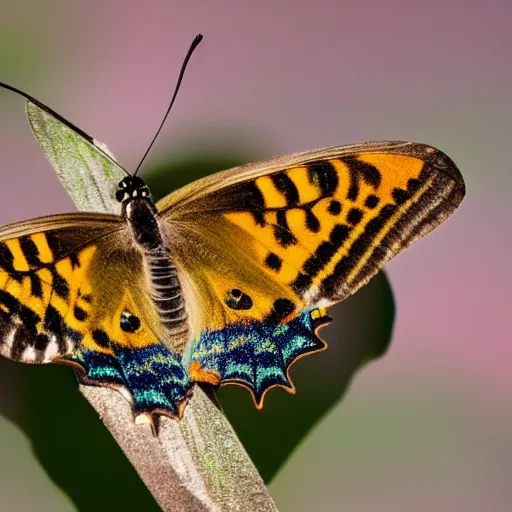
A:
0 86 465 423
119 176 189 340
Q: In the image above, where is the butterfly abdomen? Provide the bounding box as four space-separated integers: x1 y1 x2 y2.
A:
146 249 187 330
125 197 188 338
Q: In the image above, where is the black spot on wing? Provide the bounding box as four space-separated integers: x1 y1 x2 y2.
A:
225 289 253 310
45 232 62 255
34 333 50 352
330 224 351 246
120 312 141 333
0 243 16 275
237 181 266 226
0 290 17 315
70 253 81 269
341 156 381 201
407 178 421 193
328 200 342 215
271 173 299 205
265 252 282 272
50 268 69 299
274 210 297 247
305 209 320 232
291 272 313 296
92 329 111 349
347 208 364 226
307 161 339 196
319 164 452 297
365 195 380 209
73 306 88 321
392 187 410 205
265 298 296 324
273 298 295 317
19 236 41 267
44 305 68 354
29 274 43 298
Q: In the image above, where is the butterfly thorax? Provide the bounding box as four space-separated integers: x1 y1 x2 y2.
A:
117 176 188 340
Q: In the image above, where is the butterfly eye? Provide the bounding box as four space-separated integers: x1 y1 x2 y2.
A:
120 311 141 333
132 176 145 187
225 289 253 310
115 189 127 202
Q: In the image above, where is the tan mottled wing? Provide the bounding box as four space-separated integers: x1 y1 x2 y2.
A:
0 214 192 418
158 141 465 339
26 97 127 215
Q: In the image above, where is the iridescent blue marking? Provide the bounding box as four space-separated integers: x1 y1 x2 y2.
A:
69 345 192 417
190 308 330 404
116 346 191 415
70 350 126 388
66 309 329 416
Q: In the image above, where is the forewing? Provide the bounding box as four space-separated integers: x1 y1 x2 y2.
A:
27 100 126 215
158 141 465 405
0 215 192 418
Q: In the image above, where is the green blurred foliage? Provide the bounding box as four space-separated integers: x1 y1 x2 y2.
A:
0 361 159 511
28 366 160 511
144 153 247 196
0 152 394 510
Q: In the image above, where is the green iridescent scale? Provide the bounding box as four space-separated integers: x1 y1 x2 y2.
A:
190 308 331 406
68 347 192 417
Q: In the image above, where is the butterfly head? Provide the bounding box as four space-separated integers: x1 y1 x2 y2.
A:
116 176 151 204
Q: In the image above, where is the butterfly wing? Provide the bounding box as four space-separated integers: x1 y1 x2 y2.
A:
0 214 192 418
23 93 127 215
157 141 465 406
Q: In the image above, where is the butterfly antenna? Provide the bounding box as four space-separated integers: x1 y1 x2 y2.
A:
0 81 131 176
134 34 203 177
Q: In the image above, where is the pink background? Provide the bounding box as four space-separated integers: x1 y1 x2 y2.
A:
0 1 510 510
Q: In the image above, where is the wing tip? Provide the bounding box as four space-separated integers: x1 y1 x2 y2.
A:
402 142 466 203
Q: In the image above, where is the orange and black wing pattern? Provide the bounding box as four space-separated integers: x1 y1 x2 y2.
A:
0 214 193 419
160 141 465 405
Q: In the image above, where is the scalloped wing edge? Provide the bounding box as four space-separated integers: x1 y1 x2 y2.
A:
189 307 332 409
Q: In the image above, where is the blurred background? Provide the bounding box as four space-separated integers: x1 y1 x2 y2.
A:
0 1 510 511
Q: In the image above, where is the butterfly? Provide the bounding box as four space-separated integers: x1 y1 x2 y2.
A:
0 78 465 427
